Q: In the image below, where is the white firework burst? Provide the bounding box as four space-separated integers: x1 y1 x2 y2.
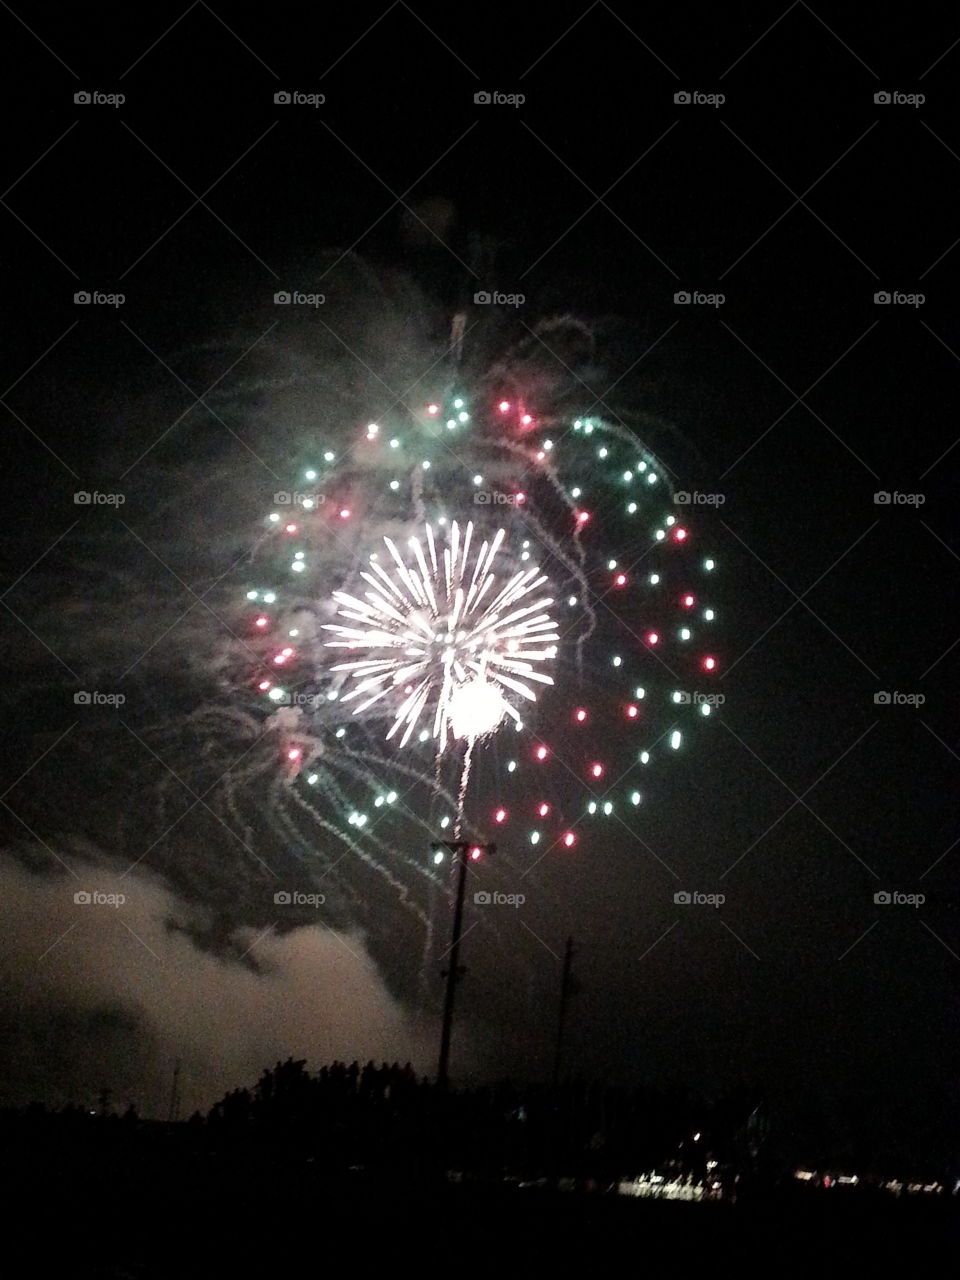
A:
323 521 559 749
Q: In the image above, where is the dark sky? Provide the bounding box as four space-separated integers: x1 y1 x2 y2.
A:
0 3 956 1166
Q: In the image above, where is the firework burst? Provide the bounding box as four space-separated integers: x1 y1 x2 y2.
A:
323 521 559 749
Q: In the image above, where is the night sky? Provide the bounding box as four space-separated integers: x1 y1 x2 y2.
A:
0 3 956 1168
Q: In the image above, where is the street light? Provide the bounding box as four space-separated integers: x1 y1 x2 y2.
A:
431 839 496 1087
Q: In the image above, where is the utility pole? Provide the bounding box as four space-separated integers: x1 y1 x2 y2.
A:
551 936 576 1091
432 840 495 1088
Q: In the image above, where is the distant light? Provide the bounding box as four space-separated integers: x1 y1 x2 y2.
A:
680 628 691 640
305 469 317 481
530 831 540 845
649 573 660 585
521 414 532 425
535 746 548 761
646 632 659 645
612 655 622 667
598 446 608 459
389 438 400 449
655 529 665 541
291 561 306 573
614 573 627 587
602 801 613 815
568 595 577 606
294 552 304 561
498 400 510 413
433 850 445 865
339 508 351 519
458 411 469 423
666 515 676 526
390 480 400 490
516 491 526 504
543 439 553 451
577 511 590 525
704 558 716 571
302 499 314 510
670 730 682 749
422 460 431 470
587 801 597 814
285 523 297 534
495 808 507 823
469 846 483 860
639 751 650 764
647 473 657 484
571 487 581 499
268 513 280 523
507 760 517 772
473 474 483 486
700 704 712 717
562 831 576 848
537 802 550 817
630 791 641 805
627 502 637 514
575 708 587 722
626 704 638 718
623 470 633 482
674 527 688 542
453 398 464 409
307 774 318 785
287 748 301 762
682 594 695 608
366 422 379 438
704 608 715 621
672 691 684 704
263 592 276 603
446 419 457 430
635 687 645 699
268 687 285 701
387 792 397 803
255 616 268 628
702 656 717 671
426 403 440 416
246 590 259 600
440 816 450 829
590 762 604 778
323 451 335 462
